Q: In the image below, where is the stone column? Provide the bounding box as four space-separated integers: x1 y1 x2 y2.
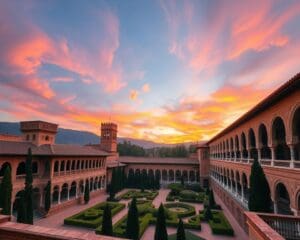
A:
230 180 233 193
258 148 262 162
235 182 238 196
274 202 278 214
67 189 70 201
241 185 244 202
234 151 237 162
271 147 275 166
58 190 61 204
247 149 251 163
289 144 295 168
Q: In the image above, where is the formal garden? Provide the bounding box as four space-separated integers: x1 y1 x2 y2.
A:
116 189 158 201
64 201 125 228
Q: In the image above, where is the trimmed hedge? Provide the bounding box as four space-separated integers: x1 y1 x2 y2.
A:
117 190 158 201
166 191 205 203
64 202 125 229
164 202 195 218
199 210 234 236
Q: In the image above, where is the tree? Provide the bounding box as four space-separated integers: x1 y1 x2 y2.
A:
176 219 186 240
16 191 27 223
154 204 168 240
126 197 139 240
44 181 51 213
208 190 216 208
0 166 12 215
24 148 33 224
84 180 90 204
248 157 272 212
101 204 113 236
203 206 213 221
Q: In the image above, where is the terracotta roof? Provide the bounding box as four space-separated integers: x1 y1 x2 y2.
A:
119 156 199 165
0 141 110 157
207 72 300 144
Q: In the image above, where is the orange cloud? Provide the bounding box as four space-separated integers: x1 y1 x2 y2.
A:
129 90 139 101
142 83 150 93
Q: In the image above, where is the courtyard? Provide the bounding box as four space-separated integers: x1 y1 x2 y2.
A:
34 188 247 239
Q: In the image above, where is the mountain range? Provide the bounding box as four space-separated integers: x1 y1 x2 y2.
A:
0 122 200 148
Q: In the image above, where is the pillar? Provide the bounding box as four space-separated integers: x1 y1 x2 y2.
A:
289 144 295 168
67 189 70 201
58 190 61 204
271 147 275 166
247 149 251 163
234 151 237 162
241 185 244 202
258 148 262 162
235 182 238 196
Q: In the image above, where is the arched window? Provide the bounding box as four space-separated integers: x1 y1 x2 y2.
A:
16 162 26 175
259 124 271 159
272 117 290 160
60 161 65 172
54 161 59 172
292 107 300 160
32 162 38 174
66 160 71 171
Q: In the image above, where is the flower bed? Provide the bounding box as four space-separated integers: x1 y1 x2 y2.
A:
64 202 125 229
117 189 158 200
164 202 195 218
199 210 234 236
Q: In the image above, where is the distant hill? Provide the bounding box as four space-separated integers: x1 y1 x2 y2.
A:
0 122 202 148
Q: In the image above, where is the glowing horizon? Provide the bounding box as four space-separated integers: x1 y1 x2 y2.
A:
0 0 300 144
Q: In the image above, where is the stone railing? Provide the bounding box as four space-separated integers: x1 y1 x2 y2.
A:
245 211 300 240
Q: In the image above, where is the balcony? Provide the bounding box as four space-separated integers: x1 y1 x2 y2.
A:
245 211 300 240
211 157 300 169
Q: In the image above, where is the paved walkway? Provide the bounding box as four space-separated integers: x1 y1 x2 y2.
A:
34 188 248 240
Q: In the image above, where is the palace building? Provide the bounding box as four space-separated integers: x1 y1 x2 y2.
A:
0 73 299 240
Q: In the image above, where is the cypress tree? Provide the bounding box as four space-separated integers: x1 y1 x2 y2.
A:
154 204 168 240
204 206 213 221
25 148 33 224
176 219 186 240
208 190 216 208
126 197 139 240
17 191 27 223
44 181 51 212
101 203 113 236
84 180 90 204
0 166 12 215
248 157 272 212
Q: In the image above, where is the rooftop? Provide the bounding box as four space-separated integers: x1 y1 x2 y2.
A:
0 140 110 157
119 156 199 165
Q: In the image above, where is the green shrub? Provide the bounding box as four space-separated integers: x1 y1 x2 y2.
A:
185 183 204 192
208 211 234 236
164 202 195 218
64 202 125 229
168 183 184 195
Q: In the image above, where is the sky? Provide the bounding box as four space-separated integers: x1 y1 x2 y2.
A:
0 0 300 144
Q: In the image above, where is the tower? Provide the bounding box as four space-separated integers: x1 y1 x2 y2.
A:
100 123 117 153
20 121 58 146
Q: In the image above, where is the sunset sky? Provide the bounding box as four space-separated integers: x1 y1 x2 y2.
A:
0 0 300 143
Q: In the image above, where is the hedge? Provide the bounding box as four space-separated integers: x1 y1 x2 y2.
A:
199 210 234 236
117 190 158 201
166 191 205 203
163 202 195 218
64 202 125 229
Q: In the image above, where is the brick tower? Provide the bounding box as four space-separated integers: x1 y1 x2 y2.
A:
100 123 117 153
20 121 58 146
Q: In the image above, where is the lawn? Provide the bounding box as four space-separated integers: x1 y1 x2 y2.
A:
64 201 125 229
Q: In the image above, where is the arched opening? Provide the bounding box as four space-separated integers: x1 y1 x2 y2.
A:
32 187 41 210
79 180 84 194
60 183 68 202
102 177 106 188
189 171 195 182
236 171 241 196
52 186 59 204
0 162 11 176
66 160 71 171
54 161 59 173
231 170 235 193
32 162 38 174
230 138 234 158
71 160 76 171
259 124 271 159
90 178 94 191
175 170 181 182
241 132 248 158
226 140 230 158
76 160 80 170
248 128 258 159
60 161 65 172
69 181 77 198
242 173 248 202
223 141 226 158
16 162 26 175
85 160 88 169
272 117 290 160
275 183 292 215
98 177 102 189
292 107 300 160
94 177 98 190
13 191 24 216
155 169 161 181
182 170 188 182
168 169 173 181
235 136 240 158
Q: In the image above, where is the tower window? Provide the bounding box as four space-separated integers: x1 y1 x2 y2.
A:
32 134 36 140
26 134 30 141
45 135 49 141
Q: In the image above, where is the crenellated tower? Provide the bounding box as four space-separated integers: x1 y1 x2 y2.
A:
100 122 117 153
